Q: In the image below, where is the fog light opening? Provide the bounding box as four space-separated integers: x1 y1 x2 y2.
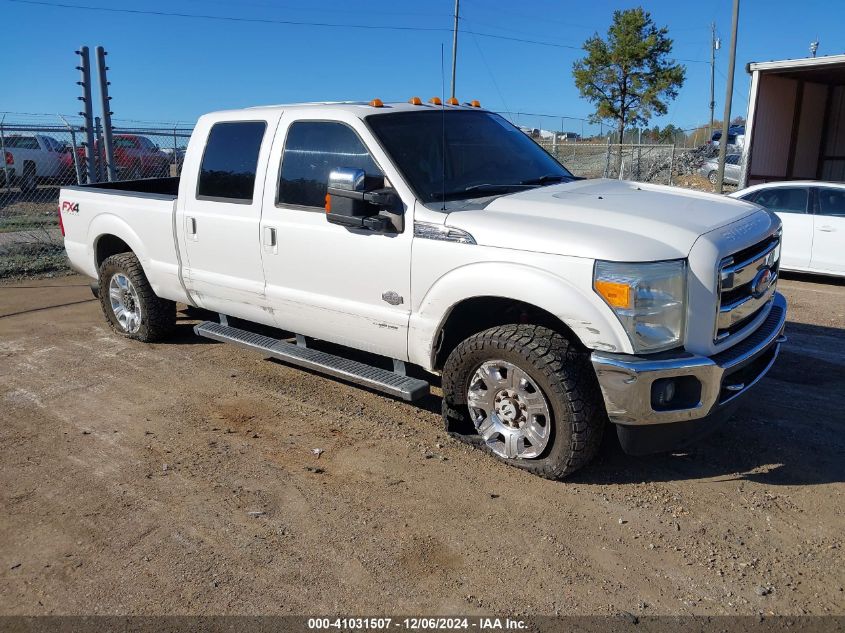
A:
651 376 702 412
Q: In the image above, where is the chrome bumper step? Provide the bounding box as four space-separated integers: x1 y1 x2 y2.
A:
193 321 430 402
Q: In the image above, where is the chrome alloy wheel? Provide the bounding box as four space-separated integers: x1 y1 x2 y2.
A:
466 360 552 459
108 273 142 333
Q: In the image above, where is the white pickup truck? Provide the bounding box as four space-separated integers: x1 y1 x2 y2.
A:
59 100 787 479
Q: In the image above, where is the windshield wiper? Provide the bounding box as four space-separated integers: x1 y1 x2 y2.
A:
464 183 535 193
520 174 568 186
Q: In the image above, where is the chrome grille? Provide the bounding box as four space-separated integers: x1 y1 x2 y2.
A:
714 233 781 344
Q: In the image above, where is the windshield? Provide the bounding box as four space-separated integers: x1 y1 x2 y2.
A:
366 110 574 205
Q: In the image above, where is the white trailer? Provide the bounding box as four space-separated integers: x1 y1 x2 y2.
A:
741 54 845 188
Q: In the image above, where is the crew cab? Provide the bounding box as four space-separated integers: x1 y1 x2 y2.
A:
59 100 787 479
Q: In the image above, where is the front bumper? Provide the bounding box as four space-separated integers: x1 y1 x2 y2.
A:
591 292 787 454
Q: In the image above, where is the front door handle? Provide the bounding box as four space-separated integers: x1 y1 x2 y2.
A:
818 225 835 232
187 216 198 240
263 226 278 254
263 226 277 246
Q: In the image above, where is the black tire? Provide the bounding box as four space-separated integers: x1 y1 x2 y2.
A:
19 164 37 193
708 170 718 185
441 324 605 480
98 252 176 342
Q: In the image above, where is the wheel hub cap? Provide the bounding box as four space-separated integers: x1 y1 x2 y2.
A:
108 273 142 334
466 360 552 460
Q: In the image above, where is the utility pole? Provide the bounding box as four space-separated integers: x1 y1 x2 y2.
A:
450 0 459 100
708 22 719 144
716 0 740 193
810 39 819 57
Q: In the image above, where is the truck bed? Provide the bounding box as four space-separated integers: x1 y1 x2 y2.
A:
60 176 189 304
75 176 180 197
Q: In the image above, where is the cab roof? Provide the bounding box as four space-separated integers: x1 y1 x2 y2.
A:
205 100 487 120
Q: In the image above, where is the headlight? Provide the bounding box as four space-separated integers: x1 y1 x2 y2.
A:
593 259 687 353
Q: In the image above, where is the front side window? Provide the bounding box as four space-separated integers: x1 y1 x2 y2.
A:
817 188 845 217
366 110 574 205
752 187 809 214
197 121 266 202
278 121 381 208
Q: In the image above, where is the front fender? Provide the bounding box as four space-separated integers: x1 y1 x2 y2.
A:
408 260 632 371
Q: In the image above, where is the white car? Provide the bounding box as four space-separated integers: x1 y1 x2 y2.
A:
730 181 845 277
59 100 786 478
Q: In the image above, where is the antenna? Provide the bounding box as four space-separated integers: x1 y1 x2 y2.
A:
441 43 447 211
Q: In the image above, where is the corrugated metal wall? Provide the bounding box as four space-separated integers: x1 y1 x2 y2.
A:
821 86 845 181
748 75 798 182
792 82 827 178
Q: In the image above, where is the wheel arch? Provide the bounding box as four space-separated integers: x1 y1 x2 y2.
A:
88 214 148 274
431 296 579 371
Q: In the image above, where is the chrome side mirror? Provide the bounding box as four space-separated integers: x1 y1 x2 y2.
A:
328 167 365 192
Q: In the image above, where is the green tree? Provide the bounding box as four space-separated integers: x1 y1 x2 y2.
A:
573 8 685 161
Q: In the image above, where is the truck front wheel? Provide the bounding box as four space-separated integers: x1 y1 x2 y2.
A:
441 324 605 479
98 253 175 342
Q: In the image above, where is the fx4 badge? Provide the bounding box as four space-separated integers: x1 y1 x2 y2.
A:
381 290 403 306
61 201 79 214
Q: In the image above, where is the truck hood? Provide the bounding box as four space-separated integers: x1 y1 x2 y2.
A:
445 178 760 261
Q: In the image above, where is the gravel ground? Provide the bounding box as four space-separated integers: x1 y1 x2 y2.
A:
0 274 842 616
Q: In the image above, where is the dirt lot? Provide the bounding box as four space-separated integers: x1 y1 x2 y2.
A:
0 274 843 617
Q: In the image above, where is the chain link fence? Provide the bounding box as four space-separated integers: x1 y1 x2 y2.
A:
1 114 723 281
0 114 191 279
536 138 714 184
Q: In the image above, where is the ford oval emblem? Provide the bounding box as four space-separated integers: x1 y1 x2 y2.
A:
751 267 774 299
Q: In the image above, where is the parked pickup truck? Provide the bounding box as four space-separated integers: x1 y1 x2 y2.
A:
59 100 787 479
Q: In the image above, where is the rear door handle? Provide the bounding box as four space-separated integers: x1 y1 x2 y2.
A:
818 226 835 232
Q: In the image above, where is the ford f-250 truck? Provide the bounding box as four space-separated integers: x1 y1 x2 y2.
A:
59 99 787 479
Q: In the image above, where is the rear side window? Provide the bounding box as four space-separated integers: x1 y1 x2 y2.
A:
278 121 381 208
752 187 808 214
197 121 266 203
5 136 40 149
817 188 845 217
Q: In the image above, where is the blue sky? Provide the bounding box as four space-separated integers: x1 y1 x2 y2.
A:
4 0 844 134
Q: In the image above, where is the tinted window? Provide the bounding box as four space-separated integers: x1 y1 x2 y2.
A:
817 188 845 217
278 121 381 208
197 121 266 202
114 137 138 149
5 136 40 149
753 187 808 214
367 110 574 205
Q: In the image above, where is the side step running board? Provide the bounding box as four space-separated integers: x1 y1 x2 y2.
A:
193 321 430 402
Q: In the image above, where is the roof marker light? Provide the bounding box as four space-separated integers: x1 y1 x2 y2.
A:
428 96 442 105
470 100 481 108
446 97 459 105
409 96 422 105
369 98 384 107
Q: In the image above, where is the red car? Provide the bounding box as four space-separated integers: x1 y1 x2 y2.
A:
75 134 170 180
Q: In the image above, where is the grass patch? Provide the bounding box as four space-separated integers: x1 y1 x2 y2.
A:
0 241 69 278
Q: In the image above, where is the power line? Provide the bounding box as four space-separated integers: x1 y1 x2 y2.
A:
5 0 451 32
5 0 588 49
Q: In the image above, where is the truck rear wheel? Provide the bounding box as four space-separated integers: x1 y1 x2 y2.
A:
98 252 175 342
441 324 605 480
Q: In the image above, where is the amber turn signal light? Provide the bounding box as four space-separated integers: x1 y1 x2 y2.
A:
594 280 631 309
